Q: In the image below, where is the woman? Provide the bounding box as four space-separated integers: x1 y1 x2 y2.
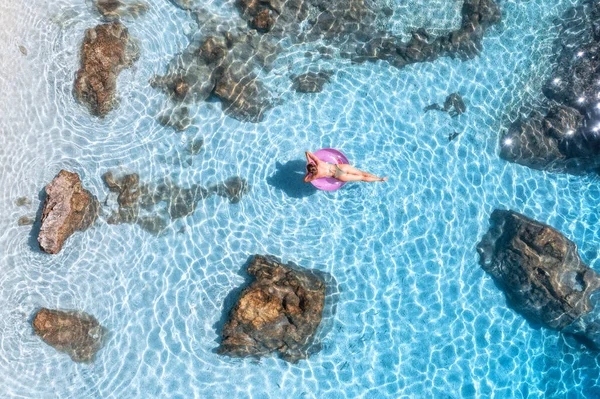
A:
303 151 388 183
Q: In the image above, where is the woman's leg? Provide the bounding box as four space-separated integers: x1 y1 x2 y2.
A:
337 174 385 183
338 164 385 180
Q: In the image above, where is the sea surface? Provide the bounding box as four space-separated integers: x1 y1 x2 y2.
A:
1 0 600 398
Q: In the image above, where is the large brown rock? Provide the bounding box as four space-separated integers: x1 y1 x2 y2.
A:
218 255 326 362
477 210 600 344
38 170 99 254
32 308 107 362
74 22 139 117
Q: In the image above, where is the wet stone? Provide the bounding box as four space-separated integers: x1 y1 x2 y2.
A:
157 105 193 131
477 210 600 348
74 22 139 117
292 71 333 93
424 93 466 117
38 170 99 254
199 36 228 64
33 308 107 363
186 138 204 155
218 255 327 362
251 9 274 32
213 66 271 122
500 2 600 174
94 0 149 20
17 216 35 226
103 171 249 233
209 176 250 204
15 196 31 206
157 0 501 121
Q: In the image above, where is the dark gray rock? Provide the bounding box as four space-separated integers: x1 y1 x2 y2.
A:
218 255 327 362
477 210 600 347
501 2 600 174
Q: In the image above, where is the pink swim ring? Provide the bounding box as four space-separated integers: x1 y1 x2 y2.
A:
308 148 350 191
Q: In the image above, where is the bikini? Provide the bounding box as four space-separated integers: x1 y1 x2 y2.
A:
332 164 345 179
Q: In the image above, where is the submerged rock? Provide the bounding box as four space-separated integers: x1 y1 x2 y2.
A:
102 171 248 233
500 2 600 174
357 0 501 66
18 216 35 226
186 137 204 155
94 0 148 20
38 170 99 254
157 0 500 122
477 210 600 347
218 255 326 362
424 93 466 117
292 71 333 93
213 66 271 122
74 22 139 117
33 308 107 362
15 196 31 206
156 105 193 131
251 9 274 33
209 176 250 204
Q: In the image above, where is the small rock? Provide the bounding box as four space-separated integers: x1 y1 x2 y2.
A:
15 197 31 206
94 0 149 20
186 138 204 155
18 216 35 226
292 71 333 94
38 170 99 254
251 9 274 32
210 176 250 204
424 93 466 117
33 308 107 362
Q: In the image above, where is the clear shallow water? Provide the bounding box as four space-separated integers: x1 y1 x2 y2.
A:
2 0 600 398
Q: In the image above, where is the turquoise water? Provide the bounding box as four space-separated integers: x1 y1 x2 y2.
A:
2 0 600 397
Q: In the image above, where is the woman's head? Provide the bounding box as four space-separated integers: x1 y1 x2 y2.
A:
307 163 317 175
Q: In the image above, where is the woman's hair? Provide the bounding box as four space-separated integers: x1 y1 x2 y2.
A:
307 163 317 175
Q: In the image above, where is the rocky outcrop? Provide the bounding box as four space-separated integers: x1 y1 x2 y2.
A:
93 0 148 20
74 22 139 117
356 0 501 66
38 170 99 254
500 3 600 174
292 71 333 93
32 308 107 362
218 255 326 362
155 0 500 122
477 210 600 347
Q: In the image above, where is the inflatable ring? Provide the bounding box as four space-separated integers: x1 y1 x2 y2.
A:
309 148 350 191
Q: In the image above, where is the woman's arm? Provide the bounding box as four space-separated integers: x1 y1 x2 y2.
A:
306 151 320 165
304 172 316 183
